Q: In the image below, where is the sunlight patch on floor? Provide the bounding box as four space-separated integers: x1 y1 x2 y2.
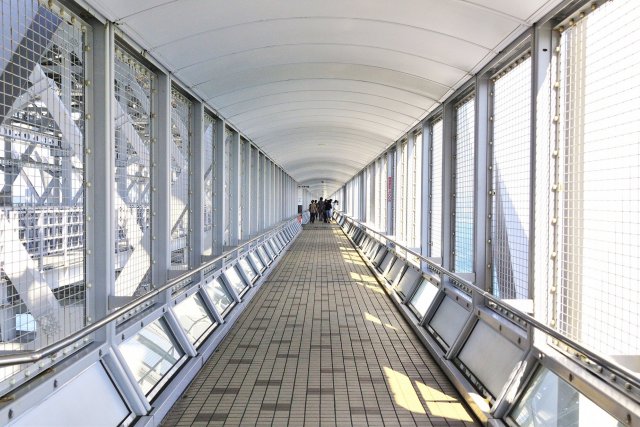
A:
384 367 426 414
350 272 377 283
416 382 474 422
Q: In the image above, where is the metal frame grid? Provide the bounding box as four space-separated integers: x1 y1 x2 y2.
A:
453 97 475 272
202 113 216 257
223 128 232 245
555 0 640 356
169 88 191 270
396 140 408 242
0 0 87 365
113 46 154 297
490 56 532 299
430 119 443 259
407 132 422 249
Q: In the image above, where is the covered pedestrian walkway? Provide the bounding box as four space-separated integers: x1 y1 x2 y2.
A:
162 225 476 426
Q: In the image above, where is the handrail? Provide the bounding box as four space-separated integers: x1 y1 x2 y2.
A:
0 217 298 366
338 213 640 391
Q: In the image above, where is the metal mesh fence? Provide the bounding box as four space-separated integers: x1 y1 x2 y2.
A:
407 133 422 249
0 1 86 368
203 113 215 257
170 88 190 270
396 140 407 242
491 57 531 299
454 97 475 272
430 119 443 259
223 128 231 245
555 0 640 357
113 46 153 297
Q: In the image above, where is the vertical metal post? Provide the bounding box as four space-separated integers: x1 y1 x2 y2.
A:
89 21 114 340
359 171 366 221
441 102 455 271
474 75 491 295
213 119 226 257
154 73 171 296
229 130 240 246
533 22 554 316
421 121 432 270
191 102 205 266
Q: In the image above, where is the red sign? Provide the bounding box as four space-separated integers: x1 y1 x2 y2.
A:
387 176 393 202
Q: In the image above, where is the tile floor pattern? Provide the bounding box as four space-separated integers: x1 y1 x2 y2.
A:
162 224 478 427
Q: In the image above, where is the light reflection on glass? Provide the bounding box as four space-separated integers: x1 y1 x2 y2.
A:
173 294 215 344
119 319 183 395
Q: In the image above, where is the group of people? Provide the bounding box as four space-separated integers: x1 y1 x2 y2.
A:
308 198 338 223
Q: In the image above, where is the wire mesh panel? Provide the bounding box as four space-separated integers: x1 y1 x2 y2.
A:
430 119 443 259
407 133 423 248
223 128 231 245
454 97 475 272
202 113 215 257
396 141 407 242
0 1 87 372
555 0 640 357
170 88 191 270
491 57 532 299
113 46 153 297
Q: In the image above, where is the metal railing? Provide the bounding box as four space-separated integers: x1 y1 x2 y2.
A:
0 217 299 366
337 213 640 395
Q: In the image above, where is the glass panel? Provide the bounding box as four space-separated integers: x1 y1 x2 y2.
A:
202 114 216 257
258 246 271 263
429 297 469 347
264 243 276 259
238 258 257 283
454 97 475 272
169 88 191 270
173 294 215 345
409 279 440 317
0 2 87 376
511 367 623 427
250 251 265 272
492 57 532 299
224 266 247 295
119 319 183 395
555 0 640 361
204 278 234 315
114 46 153 298
430 119 443 259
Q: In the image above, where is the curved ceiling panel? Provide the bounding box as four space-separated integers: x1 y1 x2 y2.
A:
89 0 566 196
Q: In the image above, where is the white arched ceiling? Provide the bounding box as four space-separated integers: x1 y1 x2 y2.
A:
89 0 565 196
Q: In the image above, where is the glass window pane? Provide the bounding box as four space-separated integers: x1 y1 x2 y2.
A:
119 319 183 395
204 278 234 315
224 266 247 295
410 279 440 317
173 294 215 345
238 258 257 283
258 246 271 263
511 367 623 427
250 251 265 272
454 97 475 272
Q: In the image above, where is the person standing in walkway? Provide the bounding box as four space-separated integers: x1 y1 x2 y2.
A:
309 200 317 223
324 198 332 223
317 197 324 223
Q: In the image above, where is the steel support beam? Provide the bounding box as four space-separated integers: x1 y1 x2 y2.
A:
213 119 226 257
474 75 490 294
229 130 241 246
441 102 455 272
192 102 205 267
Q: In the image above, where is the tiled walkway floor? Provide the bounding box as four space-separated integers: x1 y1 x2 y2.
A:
162 224 478 427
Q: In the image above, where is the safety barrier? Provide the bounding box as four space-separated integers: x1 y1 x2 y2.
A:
335 212 639 427
0 218 302 426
